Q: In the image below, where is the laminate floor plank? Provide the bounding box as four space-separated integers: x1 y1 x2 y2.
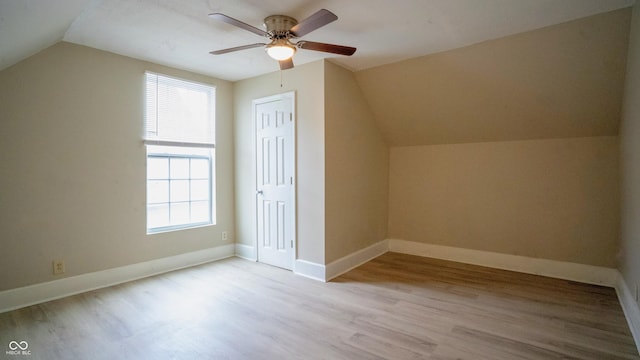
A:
0 252 637 359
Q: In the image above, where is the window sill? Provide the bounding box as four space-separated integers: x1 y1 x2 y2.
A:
146 222 215 235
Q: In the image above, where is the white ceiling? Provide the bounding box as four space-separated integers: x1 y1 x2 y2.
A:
0 0 635 81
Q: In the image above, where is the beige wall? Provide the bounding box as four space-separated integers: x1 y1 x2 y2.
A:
234 60 389 265
1 5 630 292
233 61 326 264
620 2 640 305
324 61 389 263
356 8 629 269
355 8 630 146
0 42 235 291
389 137 619 267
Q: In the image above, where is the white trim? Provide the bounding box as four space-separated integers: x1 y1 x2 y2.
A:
143 139 215 148
388 239 618 287
293 237 389 282
253 91 297 271
616 273 640 355
0 244 234 314
325 240 389 281
235 243 257 261
294 259 326 282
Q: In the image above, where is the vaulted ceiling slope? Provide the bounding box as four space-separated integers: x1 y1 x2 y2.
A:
355 8 632 146
0 0 635 81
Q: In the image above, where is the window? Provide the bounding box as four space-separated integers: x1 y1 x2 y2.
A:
144 73 216 233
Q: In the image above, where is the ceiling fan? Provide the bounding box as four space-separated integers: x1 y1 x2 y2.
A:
208 9 356 70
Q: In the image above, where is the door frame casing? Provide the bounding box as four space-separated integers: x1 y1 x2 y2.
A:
252 91 297 269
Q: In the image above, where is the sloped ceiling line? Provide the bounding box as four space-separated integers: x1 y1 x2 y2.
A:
0 0 634 81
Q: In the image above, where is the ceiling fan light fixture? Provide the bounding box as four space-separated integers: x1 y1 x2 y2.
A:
209 9 356 70
266 40 296 61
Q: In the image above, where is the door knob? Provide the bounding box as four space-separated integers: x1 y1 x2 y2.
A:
257 190 263 195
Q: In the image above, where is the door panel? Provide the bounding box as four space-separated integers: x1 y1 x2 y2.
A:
261 199 271 247
277 201 286 251
255 93 295 270
262 138 271 186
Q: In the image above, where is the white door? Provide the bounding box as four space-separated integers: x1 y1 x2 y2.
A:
255 92 295 270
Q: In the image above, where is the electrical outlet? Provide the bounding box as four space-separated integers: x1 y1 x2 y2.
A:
222 231 228 241
53 260 65 275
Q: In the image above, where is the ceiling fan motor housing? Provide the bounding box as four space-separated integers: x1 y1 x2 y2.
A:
264 15 298 38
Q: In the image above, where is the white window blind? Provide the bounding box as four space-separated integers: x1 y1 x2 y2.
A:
145 72 215 147
144 72 216 233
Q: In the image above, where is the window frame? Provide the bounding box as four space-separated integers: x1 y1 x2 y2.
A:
146 148 214 234
144 72 216 234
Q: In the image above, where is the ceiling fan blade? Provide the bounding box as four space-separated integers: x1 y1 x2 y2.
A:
297 41 356 56
208 13 269 37
290 9 338 37
279 58 294 70
210 43 265 55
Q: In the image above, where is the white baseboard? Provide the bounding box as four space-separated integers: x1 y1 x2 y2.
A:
235 243 257 261
325 240 388 281
616 273 640 355
294 259 326 282
294 239 618 286
292 240 389 282
0 244 235 314
388 239 618 287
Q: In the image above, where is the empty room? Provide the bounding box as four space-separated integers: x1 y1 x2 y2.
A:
1 0 640 359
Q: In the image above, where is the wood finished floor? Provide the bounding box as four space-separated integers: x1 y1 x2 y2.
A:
0 252 638 359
